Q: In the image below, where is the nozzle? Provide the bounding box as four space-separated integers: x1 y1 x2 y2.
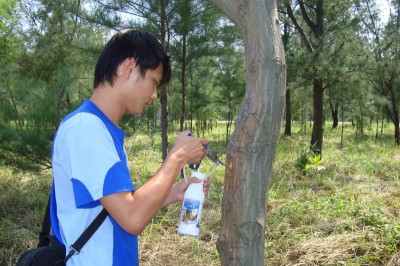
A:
206 149 226 167
187 130 226 169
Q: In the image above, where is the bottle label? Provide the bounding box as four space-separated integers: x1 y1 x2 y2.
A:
180 198 200 225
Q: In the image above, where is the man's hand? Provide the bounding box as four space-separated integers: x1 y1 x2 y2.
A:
169 131 208 167
163 175 211 207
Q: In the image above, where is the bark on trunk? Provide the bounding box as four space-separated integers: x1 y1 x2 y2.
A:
285 87 292 136
310 77 324 155
160 85 169 160
388 85 400 144
160 0 169 160
211 1 286 265
393 112 399 145
330 101 339 129
282 13 291 137
180 35 187 132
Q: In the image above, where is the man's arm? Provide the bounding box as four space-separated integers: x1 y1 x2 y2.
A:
100 131 207 235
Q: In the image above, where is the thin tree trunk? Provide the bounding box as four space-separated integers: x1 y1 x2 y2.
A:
389 92 400 144
285 87 292 136
282 14 291 136
330 100 339 129
375 105 380 139
341 101 344 149
302 87 306 134
160 0 169 160
311 77 324 155
384 80 400 144
394 115 400 145
180 35 187 132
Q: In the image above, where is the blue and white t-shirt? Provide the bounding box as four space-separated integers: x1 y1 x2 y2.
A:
50 99 138 265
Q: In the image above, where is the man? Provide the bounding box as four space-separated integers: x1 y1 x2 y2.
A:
50 29 209 265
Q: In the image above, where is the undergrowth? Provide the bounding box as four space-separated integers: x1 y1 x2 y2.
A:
1 122 399 265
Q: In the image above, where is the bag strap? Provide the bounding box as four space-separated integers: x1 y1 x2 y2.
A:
64 208 108 261
38 194 109 262
38 196 52 247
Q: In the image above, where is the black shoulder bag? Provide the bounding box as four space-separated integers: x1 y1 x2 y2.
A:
17 197 108 266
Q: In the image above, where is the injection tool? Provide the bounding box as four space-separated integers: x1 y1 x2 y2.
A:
205 149 226 167
189 144 226 170
187 132 226 170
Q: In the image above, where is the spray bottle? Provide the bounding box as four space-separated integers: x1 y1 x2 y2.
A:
177 171 205 237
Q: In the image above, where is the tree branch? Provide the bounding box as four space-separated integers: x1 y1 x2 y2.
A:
210 0 241 25
285 1 313 51
298 0 316 31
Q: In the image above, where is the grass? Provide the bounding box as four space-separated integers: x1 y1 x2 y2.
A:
1 122 400 265
266 124 400 266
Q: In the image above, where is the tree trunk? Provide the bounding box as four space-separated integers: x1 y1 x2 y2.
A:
160 0 169 160
330 100 339 129
388 84 400 144
394 113 400 145
211 1 286 265
375 105 379 139
180 34 187 132
282 13 291 137
285 0 325 154
284 87 292 136
310 77 324 154
341 101 344 149
160 85 168 160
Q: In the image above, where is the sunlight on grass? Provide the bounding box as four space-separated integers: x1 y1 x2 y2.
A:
1 122 400 265
266 124 400 265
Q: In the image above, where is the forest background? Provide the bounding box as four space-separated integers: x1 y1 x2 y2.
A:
1 0 400 265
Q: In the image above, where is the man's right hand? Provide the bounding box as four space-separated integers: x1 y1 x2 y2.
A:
170 131 208 166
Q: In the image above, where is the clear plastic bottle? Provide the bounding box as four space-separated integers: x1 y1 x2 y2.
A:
177 172 205 237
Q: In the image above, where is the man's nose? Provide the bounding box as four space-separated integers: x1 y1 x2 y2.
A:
151 90 157 99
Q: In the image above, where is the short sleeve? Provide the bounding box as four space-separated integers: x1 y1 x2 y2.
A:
56 113 133 208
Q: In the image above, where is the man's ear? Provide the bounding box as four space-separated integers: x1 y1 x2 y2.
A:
122 58 137 78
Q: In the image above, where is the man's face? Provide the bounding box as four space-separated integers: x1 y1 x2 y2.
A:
123 63 163 115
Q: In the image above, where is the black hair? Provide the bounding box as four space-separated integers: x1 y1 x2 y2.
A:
93 29 171 88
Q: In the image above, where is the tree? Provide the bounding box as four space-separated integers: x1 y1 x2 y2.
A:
210 0 286 265
87 0 229 158
214 52 246 143
168 0 225 132
279 8 297 136
86 0 174 159
0 0 100 170
0 0 23 164
284 0 326 155
356 0 400 144
284 0 369 153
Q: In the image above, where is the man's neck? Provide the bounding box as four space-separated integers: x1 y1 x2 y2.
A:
90 84 124 127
